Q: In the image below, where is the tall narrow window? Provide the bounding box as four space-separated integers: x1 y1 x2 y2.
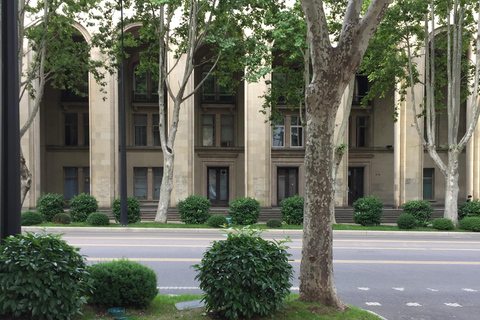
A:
84 167 90 194
290 116 303 147
221 115 234 147
153 167 163 199
202 115 215 146
152 114 161 146
423 168 434 200
83 113 89 146
272 73 287 104
134 114 147 146
134 167 148 199
134 66 147 101
354 74 369 105
272 117 285 147
65 113 78 146
202 66 215 102
64 167 78 199
356 116 368 147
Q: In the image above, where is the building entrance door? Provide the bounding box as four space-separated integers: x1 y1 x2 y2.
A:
207 167 229 206
277 167 299 205
348 167 364 205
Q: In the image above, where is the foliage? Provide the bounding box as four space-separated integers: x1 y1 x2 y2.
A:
69 193 99 222
432 218 455 231
396 213 416 229
227 197 261 225
194 227 293 320
112 196 141 224
352 196 383 226
458 201 480 220
280 195 304 225
458 217 480 232
402 200 433 227
86 212 110 226
87 259 158 308
36 193 65 222
207 214 228 228
178 195 211 224
21 211 44 226
52 212 72 224
266 219 283 228
0 232 92 319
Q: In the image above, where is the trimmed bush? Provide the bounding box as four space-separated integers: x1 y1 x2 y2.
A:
86 212 110 226
194 228 293 320
228 197 261 225
352 196 383 226
36 193 65 222
178 195 211 224
0 232 92 319
266 219 283 228
69 193 98 222
459 217 480 232
396 213 416 229
458 200 480 220
112 196 141 224
53 212 72 224
280 195 304 225
207 214 228 228
432 218 455 231
21 210 43 226
87 259 158 308
402 200 433 227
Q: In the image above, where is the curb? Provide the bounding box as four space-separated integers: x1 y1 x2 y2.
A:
21 226 480 237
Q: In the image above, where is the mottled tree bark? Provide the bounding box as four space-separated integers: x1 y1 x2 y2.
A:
298 0 390 311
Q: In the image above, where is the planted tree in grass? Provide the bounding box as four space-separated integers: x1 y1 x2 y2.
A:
227 197 261 225
178 195 211 224
402 200 433 227
69 193 98 222
280 195 304 225
112 197 141 224
352 196 383 226
36 193 65 222
194 227 293 320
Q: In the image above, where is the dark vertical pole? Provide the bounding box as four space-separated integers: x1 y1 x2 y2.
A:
120 0 128 226
1 0 21 242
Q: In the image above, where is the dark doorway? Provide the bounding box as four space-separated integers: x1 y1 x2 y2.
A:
348 167 364 205
277 167 299 205
207 167 229 206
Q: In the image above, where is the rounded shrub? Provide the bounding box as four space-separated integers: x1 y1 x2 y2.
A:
86 212 110 226
396 213 416 229
402 200 433 227
266 219 283 228
0 232 92 319
207 214 228 228
459 217 480 232
432 218 455 231
36 193 65 222
112 196 141 224
458 200 480 220
69 193 98 222
352 196 383 226
87 259 158 308
194 228 293 320
178 195 211 224
21 210 43 226
280 195 304 225
53 212 72 224
228 197 261 225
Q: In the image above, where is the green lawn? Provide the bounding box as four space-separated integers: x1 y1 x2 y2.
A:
78 294 384 320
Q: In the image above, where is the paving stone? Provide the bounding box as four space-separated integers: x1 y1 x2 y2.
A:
175 299 204 310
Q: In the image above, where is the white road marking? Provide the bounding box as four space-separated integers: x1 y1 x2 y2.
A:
392 287 405 291
462 288 477 292
358 287 370 291
444 303 462 307
158 286 200 290
427 288 439 292
366 302 382 306
406 303 422 307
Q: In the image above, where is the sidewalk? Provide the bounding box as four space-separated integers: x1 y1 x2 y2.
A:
21 226 480 237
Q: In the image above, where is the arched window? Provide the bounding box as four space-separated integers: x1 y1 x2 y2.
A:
133 65 159 102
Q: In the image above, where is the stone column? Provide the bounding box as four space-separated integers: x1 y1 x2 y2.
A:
394 55 425 206
169 53 195 205
89 47 118 208
334 83 350 207
245 75 271 206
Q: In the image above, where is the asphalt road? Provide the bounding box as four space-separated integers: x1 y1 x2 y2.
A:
23 227 480 320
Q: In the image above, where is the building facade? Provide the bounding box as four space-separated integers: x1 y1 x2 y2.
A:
20 21 480 213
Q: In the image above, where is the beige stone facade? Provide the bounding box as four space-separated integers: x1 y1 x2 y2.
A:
20 22 477 212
